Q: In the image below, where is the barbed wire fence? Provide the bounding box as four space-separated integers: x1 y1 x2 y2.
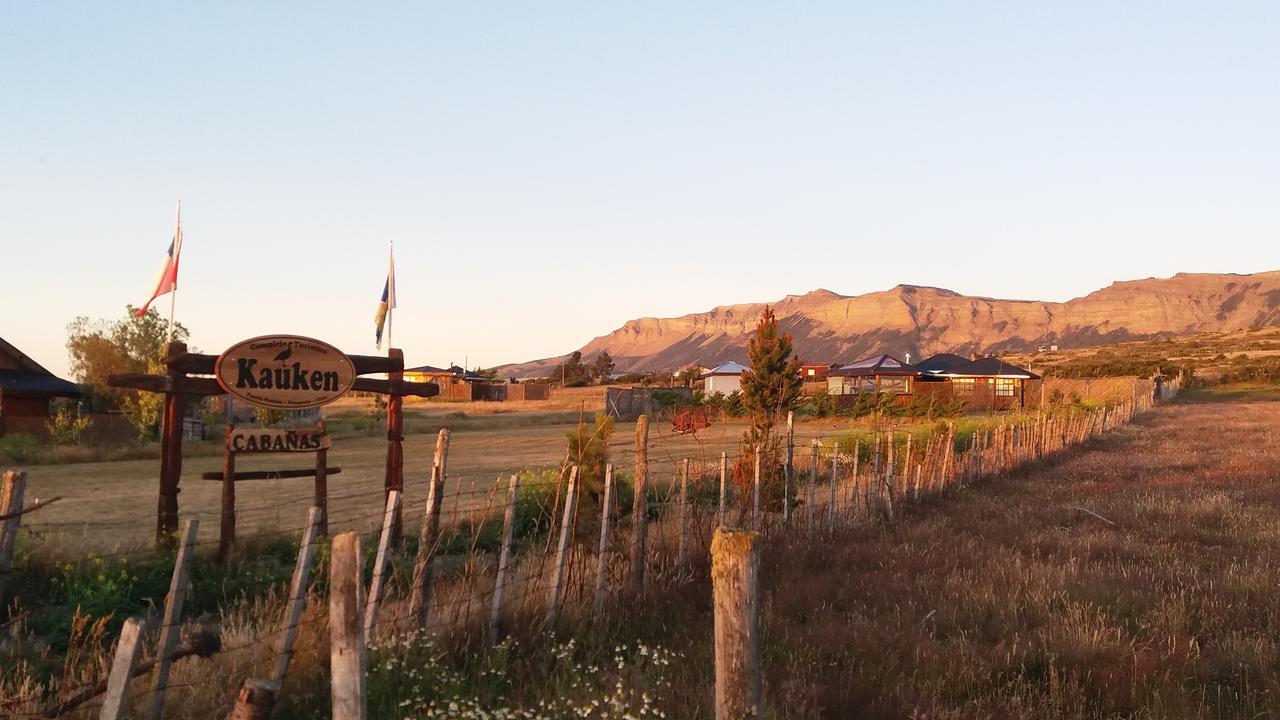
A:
0 377 1180 718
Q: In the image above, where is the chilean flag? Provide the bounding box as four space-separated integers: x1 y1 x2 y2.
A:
135 220 183 317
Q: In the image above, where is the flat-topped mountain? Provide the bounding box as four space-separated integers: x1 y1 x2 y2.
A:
499 271 1280 377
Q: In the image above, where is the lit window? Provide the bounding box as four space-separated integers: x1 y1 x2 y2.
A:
807 369 815 376
953 378 975 396
995 378 1018 397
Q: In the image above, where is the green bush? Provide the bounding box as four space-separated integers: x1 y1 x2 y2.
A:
0 433 40 463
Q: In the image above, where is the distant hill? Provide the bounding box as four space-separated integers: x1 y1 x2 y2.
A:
497 271 1280 377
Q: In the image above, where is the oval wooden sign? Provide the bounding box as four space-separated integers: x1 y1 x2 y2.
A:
215 335 356 410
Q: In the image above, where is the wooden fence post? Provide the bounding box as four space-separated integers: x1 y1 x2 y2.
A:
0 470 28 606
545 466 579 628
100 617 145 720
752 448 762 530
828 443 838 528
385 348 406 546
849 443 860 515
711 528 762 720
718 452 728 526
218 424 236 562
330 532 366 720
146 517 198 720
225 678 279 720
274 507 322 683
629 415 650 594
592 464 613 616
156 346 187 546
883 430 895 520
807 440 818 529
678 458 689 565
409 429 450 629
783 412 793 524
364 489 401 640
489 474 521 644
314 443 329 537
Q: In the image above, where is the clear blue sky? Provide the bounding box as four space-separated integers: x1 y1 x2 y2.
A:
3 2 1277 377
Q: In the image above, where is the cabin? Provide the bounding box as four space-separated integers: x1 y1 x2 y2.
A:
0 337 80 438
826 354 922 405
799 362 833 382
701 361 749 395
937 357 1042 411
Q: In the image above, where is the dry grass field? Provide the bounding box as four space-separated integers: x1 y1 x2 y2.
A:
17 404 848 553
610 386 1280 718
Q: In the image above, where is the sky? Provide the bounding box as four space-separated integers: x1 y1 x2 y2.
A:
3 2 1278 378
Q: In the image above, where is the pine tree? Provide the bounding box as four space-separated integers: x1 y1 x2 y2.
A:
740 306 803 443
734 306 803 511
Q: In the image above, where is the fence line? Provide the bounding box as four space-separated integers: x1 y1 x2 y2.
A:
0 379 1180 717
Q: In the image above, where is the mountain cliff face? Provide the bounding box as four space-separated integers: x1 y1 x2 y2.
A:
501 271 1280 376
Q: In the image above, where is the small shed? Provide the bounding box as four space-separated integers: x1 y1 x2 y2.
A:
701 361 749 395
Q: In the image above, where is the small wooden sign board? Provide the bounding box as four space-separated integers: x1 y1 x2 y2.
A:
227 426 331 454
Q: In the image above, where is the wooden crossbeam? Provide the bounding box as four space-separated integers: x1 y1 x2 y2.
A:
107 374 437 399
165 351 404 376
201 468 342 482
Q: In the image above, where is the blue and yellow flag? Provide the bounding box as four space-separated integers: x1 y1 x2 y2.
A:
374 246 396 349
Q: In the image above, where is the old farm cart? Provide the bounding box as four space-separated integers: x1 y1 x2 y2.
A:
107 336 438 550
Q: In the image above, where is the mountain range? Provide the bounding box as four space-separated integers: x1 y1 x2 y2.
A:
498 271 1280 377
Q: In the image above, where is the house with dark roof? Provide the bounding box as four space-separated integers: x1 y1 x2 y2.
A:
0 337 80 437
937 357 1042 411
826 354 923 400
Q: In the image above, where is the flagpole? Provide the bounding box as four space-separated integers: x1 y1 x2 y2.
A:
386 241 394 357
166 201 181 348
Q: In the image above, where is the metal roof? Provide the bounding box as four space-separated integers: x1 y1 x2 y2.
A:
702 361 749 377
915 353 972 374
0 369 81 398
940 357 1041 379
828 354 922 377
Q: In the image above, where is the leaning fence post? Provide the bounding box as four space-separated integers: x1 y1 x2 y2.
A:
330 532 367 720
0 470 28 606
752 448 762 530
592 465 613 616
718 452 728 526
364 489 401 640
100 617 145 720
828 443 839 528
678 458 690 565
489 474 522 644
711 528 762 720
146 517 198 720
629 415 650 593
783 411 793 524
274 507 322 683
410 429 450 629
226 678 279 720
545 466 579 628
808 440 818 529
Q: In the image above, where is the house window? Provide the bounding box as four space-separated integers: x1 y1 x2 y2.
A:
995 378 1018 397
952 378 975 396
878 376 908 394
806 369 815 377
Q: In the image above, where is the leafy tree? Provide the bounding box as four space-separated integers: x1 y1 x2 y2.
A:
676 365 701 387
65 306 190 439
590 351 615 382
550 351 592 387
45 406 93 445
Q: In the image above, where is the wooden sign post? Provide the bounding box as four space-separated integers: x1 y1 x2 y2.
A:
108 337 438 547
210 423 337 560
